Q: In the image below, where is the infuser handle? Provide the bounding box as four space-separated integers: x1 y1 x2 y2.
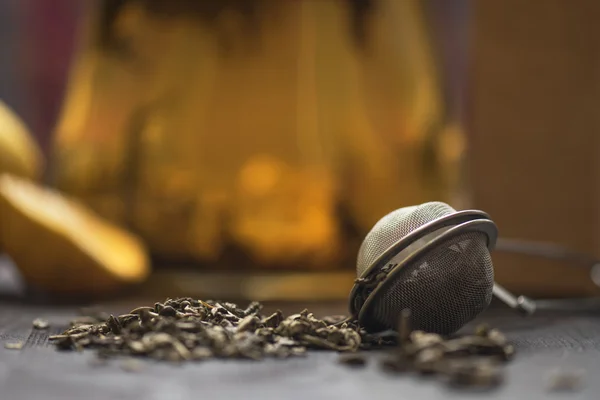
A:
492 283 536 315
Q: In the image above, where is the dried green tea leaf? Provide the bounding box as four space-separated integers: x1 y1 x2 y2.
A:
32 318 49 329
4 341 24 350
338 353 367 367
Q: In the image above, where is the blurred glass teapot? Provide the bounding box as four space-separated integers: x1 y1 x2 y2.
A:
48 0 459 271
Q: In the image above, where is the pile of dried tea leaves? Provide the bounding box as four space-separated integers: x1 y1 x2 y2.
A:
48 298 515 389
347 309 515 389
49 298 364 361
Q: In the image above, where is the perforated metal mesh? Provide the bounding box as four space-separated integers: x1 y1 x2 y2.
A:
356 202 456 277
361 230 494 335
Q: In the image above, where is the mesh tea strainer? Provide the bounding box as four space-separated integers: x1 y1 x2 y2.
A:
348 201 534 335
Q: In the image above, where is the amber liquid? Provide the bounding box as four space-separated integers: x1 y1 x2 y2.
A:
50 0 455 271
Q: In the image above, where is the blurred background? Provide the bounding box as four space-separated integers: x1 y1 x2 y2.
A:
0 0 599 303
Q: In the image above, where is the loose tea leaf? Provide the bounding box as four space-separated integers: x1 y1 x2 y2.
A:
32 318 50 330
4 341 24 350
445 359 503 389
338 353 367 367
381 355 411 373
398 309 412 346
414 347 444 374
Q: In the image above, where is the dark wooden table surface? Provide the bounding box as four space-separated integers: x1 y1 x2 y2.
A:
1 258 600 399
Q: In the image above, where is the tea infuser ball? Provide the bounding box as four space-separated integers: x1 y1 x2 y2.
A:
348 201 504 335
